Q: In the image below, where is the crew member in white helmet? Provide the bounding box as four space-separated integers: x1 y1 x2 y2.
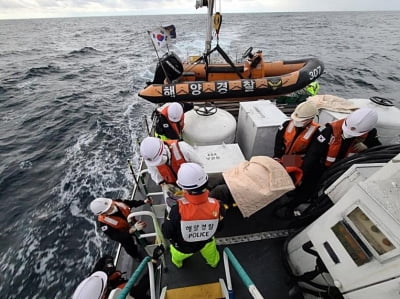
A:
293 107 381 207
139 136 203 188
154 102 193 140
89 197 150 259
72 271 108 299
274 101 320 165
162 163 225 268
73 253 157 299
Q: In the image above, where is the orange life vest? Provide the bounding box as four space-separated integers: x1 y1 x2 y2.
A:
156 140 186 184
98 201 131 231
178 190 220 242
108 271 127 290
283 120 319 155
325 119 368 167
160 105 184 138
285 166 303 186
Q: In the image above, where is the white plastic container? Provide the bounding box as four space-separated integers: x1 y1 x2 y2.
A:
236 100 289 159
182 107 237 146
193 143 245 185
318 98 400 145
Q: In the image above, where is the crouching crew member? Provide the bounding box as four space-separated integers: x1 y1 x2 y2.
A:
274 101 319 163
154 102 194 140
89 197 149 259
162 163 225 268
139 136 202 187
297 107 381 204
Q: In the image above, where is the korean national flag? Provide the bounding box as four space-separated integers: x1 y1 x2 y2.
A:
149 25 176 48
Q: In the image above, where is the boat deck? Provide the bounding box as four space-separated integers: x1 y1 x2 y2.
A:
158 195 301 298
162 238 293 298
114 100 306 298
126 172 302 298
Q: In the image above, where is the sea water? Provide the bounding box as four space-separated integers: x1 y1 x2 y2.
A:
0 11 399 298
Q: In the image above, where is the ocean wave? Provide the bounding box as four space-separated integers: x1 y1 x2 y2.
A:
56 91 92 100
24 64 61 79
61 73 79 80
387 75 400 82
66 46 100 57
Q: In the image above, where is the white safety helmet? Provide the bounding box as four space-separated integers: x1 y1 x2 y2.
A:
177 163 208 190
140 137 166 166
291 101 318 122
167 102 184 122
342 108 378 137
72 271 108 299
90 198 112 215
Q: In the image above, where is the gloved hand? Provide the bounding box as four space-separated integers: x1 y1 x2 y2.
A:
354 142 368 152
144 198 153 205
161 183 181 194
152 244 165 261
160 183 170 192
134 220 146 231
168 186 183 200
129 220 146 234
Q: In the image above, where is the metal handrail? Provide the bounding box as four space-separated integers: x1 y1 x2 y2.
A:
117 256 154 299
223 247 264 299
127 210 167 249
117 209 167 299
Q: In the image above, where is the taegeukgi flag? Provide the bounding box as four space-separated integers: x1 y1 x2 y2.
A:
148 25 176 48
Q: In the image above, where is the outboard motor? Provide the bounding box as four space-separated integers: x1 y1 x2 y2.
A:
152 52 183 84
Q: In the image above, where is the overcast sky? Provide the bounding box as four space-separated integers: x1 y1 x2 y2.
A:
1 0 399 20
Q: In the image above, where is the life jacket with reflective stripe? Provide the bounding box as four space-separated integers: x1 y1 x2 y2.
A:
283 120 319 155
156 140 186 184
159 105 184 138
178 191 220 243
325 119 368 167
98 201 131 231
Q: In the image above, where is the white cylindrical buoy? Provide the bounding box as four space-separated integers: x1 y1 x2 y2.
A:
183 105 237 146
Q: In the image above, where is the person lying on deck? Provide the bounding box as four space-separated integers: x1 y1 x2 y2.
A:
210 156 295 218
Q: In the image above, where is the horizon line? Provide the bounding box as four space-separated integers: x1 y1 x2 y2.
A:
1 9 398 21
